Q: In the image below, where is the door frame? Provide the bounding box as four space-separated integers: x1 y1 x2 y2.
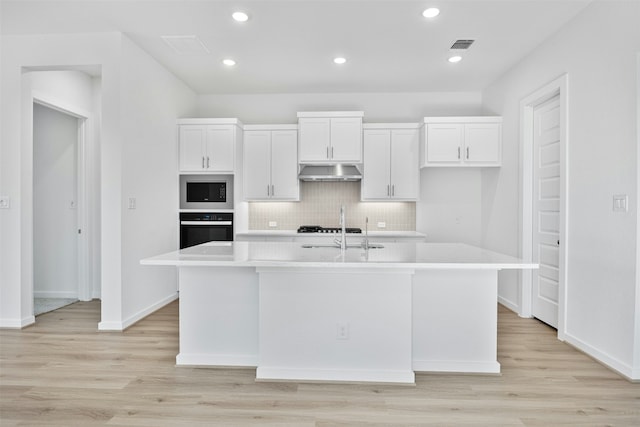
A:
32 91 93 303
519 74 569 340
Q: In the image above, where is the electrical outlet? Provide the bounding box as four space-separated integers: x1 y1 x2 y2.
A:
0 196 9 209
613 194 628 212
128 197 136 210
336 322 349 340
268 221 277 228
377 221 386 228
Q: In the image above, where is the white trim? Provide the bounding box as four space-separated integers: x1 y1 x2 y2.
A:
297 111 364 118
256 367 415 384
176 118 243 126
412 359 501 374
634 52 640 380
362 123 420 129
423 116 502 124
98 292 178 331
563 332 636 381
0 316 36 329
31 91 95 313
176 353 258 367
243 124 297 131
497 295 520 315
519 74 569 338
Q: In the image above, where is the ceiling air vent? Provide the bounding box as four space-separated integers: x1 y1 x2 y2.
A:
161 35 210 55
450 39 475 50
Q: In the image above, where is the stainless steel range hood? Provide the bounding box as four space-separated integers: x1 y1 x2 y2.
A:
298 164 362 181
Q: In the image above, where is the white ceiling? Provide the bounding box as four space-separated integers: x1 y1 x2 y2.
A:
1 0 592 94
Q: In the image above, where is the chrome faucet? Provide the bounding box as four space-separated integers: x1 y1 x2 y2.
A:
362 216 370 250
334 205 347 251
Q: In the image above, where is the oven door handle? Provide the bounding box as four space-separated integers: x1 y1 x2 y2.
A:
180 221 233 226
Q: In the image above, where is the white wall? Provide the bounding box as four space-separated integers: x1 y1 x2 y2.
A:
0 33 197 329
197 91 485 241
117 36 197 328
482 1 640 379
33 103 79 298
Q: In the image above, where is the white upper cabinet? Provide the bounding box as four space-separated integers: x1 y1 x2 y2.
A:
420 117 502 167
178 119 241 173
243 125 299 201
298 112 363 164
362 124 420 201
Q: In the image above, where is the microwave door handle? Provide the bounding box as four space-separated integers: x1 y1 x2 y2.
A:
180 221 233 226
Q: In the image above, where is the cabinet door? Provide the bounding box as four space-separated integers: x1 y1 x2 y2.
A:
464 123 501 165
390 129 419 200
205 125 235 172
426 124 464 164
270 130 299 200
330 117 362 162
179 125 206 171
362 129 391 200
243 131 271 200
298 118 330 163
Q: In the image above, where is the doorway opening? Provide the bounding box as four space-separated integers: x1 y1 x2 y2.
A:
520 74 568 339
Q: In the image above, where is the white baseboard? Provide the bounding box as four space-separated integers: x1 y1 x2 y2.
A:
256 367 415 384
0 315 35 329
563 332 638 381
33 291 78 299
176 353 258 367
413 359 501 374
98 292 178 331
498 296 522 316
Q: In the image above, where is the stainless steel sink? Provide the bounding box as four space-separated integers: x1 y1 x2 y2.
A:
301 243 384 249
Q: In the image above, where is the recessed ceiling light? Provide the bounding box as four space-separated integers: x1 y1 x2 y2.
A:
232 11 249 22
448 55 462 63
334 57 347 65
422 8 440 18
223 59 236 66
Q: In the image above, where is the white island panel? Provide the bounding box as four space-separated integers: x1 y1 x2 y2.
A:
177 266 259 367
257 268 414 384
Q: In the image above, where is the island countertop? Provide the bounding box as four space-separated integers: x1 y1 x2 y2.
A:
141 241 537 270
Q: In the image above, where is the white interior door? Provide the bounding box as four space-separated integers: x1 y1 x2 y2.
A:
532 96 561 328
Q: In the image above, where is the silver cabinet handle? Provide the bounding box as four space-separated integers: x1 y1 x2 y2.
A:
457 147 461 159
331 146 334 158
387 185 390 196
267 185 270 196
392 185 395 196
202 156 205 169
466 147 469 159
271 185 275 196
207 156 210 168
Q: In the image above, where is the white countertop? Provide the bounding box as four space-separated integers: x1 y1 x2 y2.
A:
141 241 536 270
236 230 427 238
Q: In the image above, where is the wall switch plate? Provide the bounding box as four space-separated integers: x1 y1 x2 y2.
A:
268 221 277 228
613 194 628 212
377 221 386 228
128 197 136 209
336 322 349 340
0 196 9 209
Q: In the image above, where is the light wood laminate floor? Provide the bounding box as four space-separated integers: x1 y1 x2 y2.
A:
1 300 638 426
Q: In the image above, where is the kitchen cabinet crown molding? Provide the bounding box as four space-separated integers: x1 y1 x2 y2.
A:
177 118 244 127
423 116 502 124
297 111 364 118
363 123 420 129
243 124 297 131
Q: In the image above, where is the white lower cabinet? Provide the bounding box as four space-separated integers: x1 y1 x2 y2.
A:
421 117 502 167
243 126 299 201
362 125 419 201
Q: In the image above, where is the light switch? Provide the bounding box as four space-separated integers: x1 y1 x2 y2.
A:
0 196 9 209
128 197 137 210
613 194 628 212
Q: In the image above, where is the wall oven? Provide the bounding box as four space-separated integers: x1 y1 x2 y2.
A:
180 174 233 210
179 212 233 249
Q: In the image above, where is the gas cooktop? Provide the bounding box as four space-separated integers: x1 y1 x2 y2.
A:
297 225 362 234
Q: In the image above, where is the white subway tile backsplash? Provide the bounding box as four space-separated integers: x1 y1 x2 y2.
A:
249 182 415 230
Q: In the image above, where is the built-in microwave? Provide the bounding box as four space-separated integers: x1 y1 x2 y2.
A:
179 174 234 210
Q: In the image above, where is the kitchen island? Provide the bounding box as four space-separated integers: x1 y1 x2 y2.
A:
141 241 536 384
